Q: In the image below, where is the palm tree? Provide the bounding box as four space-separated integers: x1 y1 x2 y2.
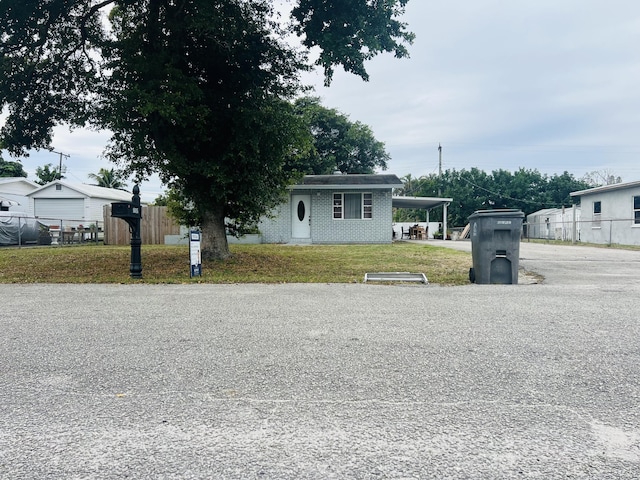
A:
88 168 127 189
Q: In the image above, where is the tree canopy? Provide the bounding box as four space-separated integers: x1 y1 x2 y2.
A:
0 155 27 178
291 96 390 175
0 0 413 260
394 168 593 226
34 163 64 185
88 167 127 189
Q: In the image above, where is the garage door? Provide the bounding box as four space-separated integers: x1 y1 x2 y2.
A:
34 198 84 221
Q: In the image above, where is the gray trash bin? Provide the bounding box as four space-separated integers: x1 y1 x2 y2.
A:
468 209 524 284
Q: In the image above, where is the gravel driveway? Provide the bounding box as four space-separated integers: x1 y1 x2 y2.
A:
1 242 639 479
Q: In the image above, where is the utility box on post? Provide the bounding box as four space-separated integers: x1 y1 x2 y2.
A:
468 209 524 285
111 185 143 279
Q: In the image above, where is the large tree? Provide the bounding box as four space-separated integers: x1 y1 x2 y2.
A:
0 154 28 178
291 96 390 175
0 0 413 260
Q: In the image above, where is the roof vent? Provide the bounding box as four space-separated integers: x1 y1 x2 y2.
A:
333 170 343 175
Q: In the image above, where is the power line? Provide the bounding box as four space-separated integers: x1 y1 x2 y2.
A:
49 150 70 177
458 176 569 209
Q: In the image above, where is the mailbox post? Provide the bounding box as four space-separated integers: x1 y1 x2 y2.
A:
111 185 143 279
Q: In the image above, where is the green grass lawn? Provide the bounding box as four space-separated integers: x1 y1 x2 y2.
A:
0 242 472 285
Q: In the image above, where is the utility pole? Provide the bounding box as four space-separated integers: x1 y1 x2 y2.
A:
51 150 70 179
438 143 442 197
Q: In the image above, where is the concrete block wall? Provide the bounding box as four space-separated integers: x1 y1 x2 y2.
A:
310 190 392 244
259 189 394 244
258 203 291 243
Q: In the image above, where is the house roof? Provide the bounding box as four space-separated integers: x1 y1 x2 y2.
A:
527 207 562 217
293 174 404 190
0 177 39 189
392 196 453 210
570 180 640 197
27 180 134 201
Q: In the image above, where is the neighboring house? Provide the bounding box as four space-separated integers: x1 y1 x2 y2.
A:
26 180 134 227
526 206 581 242
0 177 39 212
259 174 404 244
570 180 640 246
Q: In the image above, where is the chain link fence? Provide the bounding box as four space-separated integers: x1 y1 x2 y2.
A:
0 213 104 246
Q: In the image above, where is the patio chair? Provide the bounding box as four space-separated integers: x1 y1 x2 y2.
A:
401 227 411 239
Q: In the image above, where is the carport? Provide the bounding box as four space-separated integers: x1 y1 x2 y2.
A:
392 196 453 239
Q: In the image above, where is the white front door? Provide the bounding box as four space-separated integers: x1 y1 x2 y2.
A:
291 195 311 239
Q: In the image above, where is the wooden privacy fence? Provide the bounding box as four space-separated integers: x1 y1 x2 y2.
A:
103 205 181 245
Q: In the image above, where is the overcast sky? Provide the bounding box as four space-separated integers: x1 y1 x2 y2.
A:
8 0 640 201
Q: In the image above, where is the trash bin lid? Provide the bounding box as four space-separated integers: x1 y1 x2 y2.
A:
469 209 524 220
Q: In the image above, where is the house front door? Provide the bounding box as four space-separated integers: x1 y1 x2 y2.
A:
291 194 311 239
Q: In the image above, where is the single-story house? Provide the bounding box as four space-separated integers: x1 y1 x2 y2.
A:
26 180 134 228
100 174 452 245
258 173 452 244
526 206 581 242
0 177 39 212
570 180 640 246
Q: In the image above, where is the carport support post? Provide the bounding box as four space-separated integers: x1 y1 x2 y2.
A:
130 185 142 279
426 210 430 237
443 203 449 240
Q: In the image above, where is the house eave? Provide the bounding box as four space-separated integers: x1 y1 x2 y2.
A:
570 180 640 197
289 174 403 190
290 184 402 190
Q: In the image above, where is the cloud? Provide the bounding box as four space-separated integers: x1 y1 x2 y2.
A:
305 0 640 180
4 0 640 190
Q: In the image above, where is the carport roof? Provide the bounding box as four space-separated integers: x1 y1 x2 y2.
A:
392 196 452 210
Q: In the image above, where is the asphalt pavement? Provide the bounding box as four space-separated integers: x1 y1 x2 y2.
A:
1 242 640 479
430 238 640 286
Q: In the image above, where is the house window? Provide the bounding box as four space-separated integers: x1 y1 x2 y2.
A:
363 193 372 219
593 200 601 228
593 201 601 214
634 196 640 225
333 193 343 219
333 193 372 219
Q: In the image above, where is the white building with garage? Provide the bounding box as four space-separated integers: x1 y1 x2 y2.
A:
26 180 133 228
0 177 39 212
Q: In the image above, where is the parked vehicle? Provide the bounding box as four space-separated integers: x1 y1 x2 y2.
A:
0 211 42 245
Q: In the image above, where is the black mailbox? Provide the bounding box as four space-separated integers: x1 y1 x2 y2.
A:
111 186 143 279
111 202 141 219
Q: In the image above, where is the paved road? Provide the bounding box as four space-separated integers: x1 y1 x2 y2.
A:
1 243 640 478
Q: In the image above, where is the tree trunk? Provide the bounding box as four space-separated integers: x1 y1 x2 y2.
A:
201 203 231 261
